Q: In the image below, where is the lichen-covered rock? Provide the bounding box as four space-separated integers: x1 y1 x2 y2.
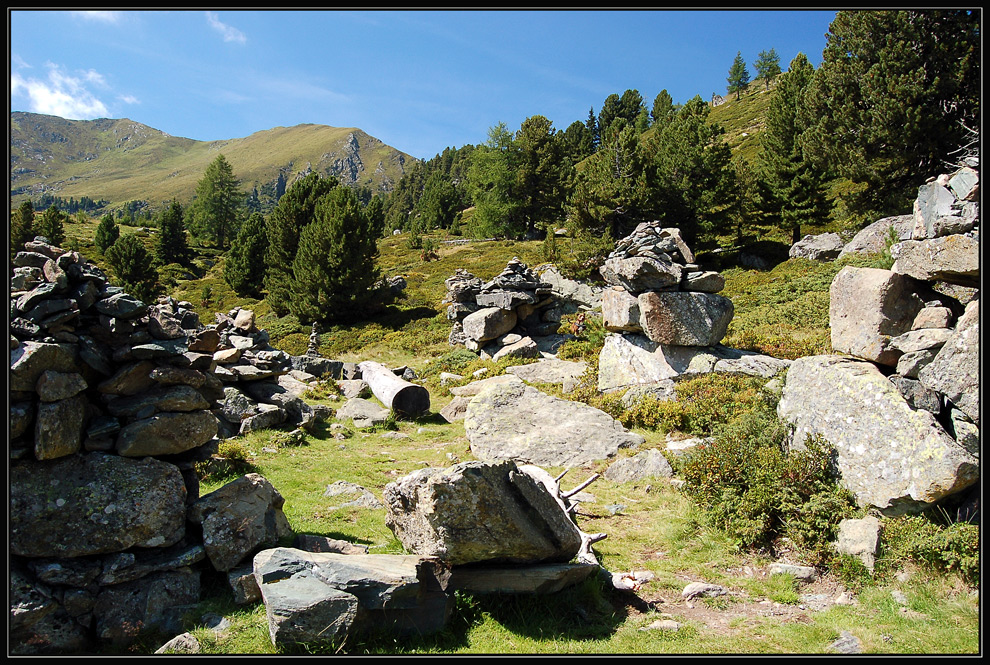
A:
600 255 682 294
188 473 292 572
10 453 187 558
918 299 979 426
461 307 517 343
891 234 980 287
602 287 642 332
465 381 643 467
838 215 915 259
383 460 582 565
778 355 978 514
638 291 734 346
115 410 218 457
829 266 924 366
789 232 845 261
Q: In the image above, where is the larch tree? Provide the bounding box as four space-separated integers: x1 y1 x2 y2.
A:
726 51 750 100
754 48 782 90
188 154 244 249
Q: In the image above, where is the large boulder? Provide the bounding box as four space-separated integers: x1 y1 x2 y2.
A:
918 299 979 426
838 215 915 259
891 235 980 287
10 453 187 558
829 266 925 366
602 287 642 332
637 291 734 346
188 473 293 572
383 460 582 565
115 410 218 457
461 307 518 343
539 265 604 309
597 333 678 392
789 232 845 261
465 381 644 467
599 256 682 294
253 548 452 647
777 355 978 514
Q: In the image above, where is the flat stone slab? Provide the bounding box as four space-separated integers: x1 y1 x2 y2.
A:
447 563 598 595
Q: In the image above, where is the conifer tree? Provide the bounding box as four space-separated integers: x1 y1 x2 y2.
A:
154 199 191 266
94 214 120 254
801 10 980 216
466 122 523 239
11 200 35 257
288 187 380 324
754 49 782 90
514 115 572 235
727 52 750 100
188 154 244 249
650 90 674 127
759 53 830 242
36 206 67 247
264 172 338 315
104 233 160 303
224 211 267 297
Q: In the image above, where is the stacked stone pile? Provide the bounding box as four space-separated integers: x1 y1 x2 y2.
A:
8 239 307 653
778 161 980 516
444 258 567 361
597 223 789 392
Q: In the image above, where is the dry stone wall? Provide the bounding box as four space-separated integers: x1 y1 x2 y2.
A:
7 239 325 653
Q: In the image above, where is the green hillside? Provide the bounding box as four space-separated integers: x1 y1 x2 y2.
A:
9 112 417 213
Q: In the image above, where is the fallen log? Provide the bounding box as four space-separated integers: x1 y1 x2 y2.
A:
357 361 431 417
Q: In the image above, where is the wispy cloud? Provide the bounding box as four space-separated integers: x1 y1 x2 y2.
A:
206 11 247 44
70 11 123 24
11 63 112 119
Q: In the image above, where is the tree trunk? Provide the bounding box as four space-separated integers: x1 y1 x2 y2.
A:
357 361 431 417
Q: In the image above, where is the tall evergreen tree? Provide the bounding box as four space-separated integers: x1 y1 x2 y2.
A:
651 90 674 127
561 120 594 163
801 10 980 216
466 122 523 239
11 200 35 257
94 214 120 254
36 206 67 247
104 233 160 304
514 115 572 235
264 172 338 315
224 211 267 297
414 172 460 231
586 107 599 153
288 187 380 324
759 53 831 242
642 96 737 244
154 199 191 266
754 48 782 90
727 51 751 100
188 154 244 249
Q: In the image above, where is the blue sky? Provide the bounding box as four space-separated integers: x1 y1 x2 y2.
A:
9 9 837 160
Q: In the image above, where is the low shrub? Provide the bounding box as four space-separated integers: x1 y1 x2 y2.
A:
677 409 857 559
879 516 980 585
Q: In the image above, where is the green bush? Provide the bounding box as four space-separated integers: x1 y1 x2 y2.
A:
677 409 857 558
880 516 980 585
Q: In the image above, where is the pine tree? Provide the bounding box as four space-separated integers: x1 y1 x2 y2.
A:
801 10 980 216
224 211 267 297
586 107 599 153
514 115 572 235
288 187 381 324
651 90 674 127
727 52 750 100
154 199 191 266
754 49 782 90
11 200 35 257
264 172 338 315
188 154 244 249
94 214 120 254
466 122 523 239
104 233 160 304
414 172 460 231
36 206 67 247
759 53 831 242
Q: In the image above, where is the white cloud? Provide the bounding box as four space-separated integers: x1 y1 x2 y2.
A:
11 63 112 119
206 11 247 44
118 94 140 105
70 11 123 24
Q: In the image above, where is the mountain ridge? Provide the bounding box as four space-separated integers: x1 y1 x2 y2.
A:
9 111 418 212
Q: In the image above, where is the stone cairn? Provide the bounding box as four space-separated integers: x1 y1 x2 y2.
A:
8 239 332 653
778 160 979 517
444 258 564 362
595 223 790 394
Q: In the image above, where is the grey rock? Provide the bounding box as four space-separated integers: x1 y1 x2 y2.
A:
638 291 734 346
323 481 383 510
602 287 642 332
918 299 979 425
681 582 726 599
505 357 588 386
462 307 518 343
10 452 187 558
600 255 682 293
778 356 977 514
383 460 582 565
539 265 604 309
789 232 845 261
768 563 817 582
336 397 390 428
603 449 673 483
466 381 644 467
189 473 293 572
94 568 200 645
827 630 862 654
116 410 218 457
10 341 79 391
829 266 925 366
34 394 88 460
835 516 881 571
891 235 979 287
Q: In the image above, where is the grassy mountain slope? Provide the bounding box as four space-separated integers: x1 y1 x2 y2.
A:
9 111 417 212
